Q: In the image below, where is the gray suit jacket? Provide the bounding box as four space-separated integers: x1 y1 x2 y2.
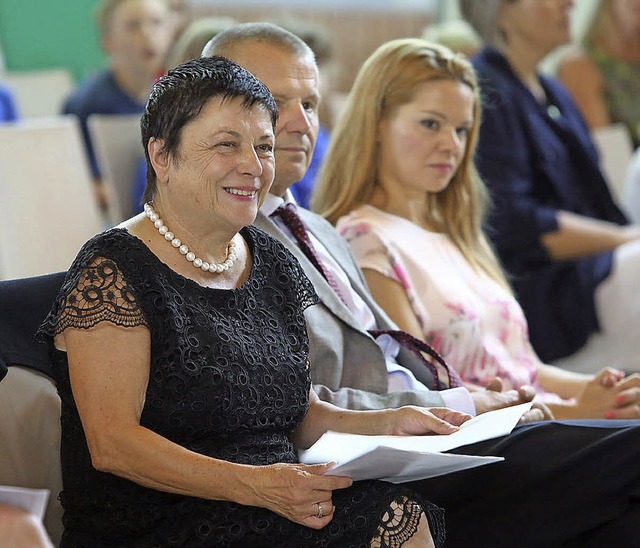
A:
254 209 445 410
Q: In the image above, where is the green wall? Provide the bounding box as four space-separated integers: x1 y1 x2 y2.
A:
0 0 106 82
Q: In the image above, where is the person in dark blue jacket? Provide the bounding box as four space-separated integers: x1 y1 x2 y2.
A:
460 0 640 374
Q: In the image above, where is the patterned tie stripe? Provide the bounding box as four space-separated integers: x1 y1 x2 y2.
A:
274 204 349 304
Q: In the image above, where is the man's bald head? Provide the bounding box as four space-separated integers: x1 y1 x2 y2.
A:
202 22 315 66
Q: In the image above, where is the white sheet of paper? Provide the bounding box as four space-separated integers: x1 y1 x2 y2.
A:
298 402 531 482
325 446 503 484
0 485 50 520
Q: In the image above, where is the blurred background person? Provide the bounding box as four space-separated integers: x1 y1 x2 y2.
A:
62 0 174 209
421 18 482 58
0 81 18 123
163 16 238 70
459 0 640 375
166 0 191 42
556 0 640 147
0 32 17 123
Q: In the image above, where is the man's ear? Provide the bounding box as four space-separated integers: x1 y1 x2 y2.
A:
148 138 170 183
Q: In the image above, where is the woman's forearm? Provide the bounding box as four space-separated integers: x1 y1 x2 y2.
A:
87 422 260 507
536 363 592 400
292 390 396 449
545 402 584 420
541 210 640 260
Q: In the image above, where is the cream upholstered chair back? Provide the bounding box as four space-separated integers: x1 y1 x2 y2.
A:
3 68 74 119
0 116 104 280
591 123 635 208
88 113 143 224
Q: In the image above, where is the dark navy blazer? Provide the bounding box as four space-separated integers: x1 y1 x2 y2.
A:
471 47 627 362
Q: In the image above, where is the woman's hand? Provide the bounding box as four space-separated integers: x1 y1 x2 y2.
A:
246 462 352 529
607 372 640 419
386 406 472 437
574 369 640 419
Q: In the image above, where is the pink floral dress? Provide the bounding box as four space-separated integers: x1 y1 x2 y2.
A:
337 205 568 404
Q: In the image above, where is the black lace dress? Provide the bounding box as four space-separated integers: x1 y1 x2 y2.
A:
38 226 445 548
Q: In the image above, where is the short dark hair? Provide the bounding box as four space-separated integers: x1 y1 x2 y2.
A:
140 55 278 202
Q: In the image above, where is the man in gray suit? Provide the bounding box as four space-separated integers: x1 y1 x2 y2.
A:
202 23 640 548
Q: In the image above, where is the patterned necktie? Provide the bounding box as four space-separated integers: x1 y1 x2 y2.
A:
369 329 462 390
273 203 349 304
273 203 461 390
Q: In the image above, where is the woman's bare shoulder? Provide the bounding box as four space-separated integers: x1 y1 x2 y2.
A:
556 46 602 83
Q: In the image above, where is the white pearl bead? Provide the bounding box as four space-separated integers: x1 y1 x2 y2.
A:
179 245 189 255
150 213 158 222
201 262 210 271
171 238 181 248
164 232 174 241
193 258 203 268
186 252 195 262
158 225 168 235
154 219 163 229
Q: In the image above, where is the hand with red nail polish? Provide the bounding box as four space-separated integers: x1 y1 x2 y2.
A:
543 368 640 420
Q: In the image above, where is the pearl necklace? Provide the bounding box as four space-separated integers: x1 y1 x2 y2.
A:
144 202 238 273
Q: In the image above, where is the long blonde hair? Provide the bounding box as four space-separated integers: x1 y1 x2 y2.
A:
312 37 509 288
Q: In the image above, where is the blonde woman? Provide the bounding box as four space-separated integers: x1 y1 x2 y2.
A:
312 38 640 420
557 0 640 146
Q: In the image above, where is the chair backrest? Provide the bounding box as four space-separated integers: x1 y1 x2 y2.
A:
0 271 66 377
0 272 67 546
591 123 635 207
88 113 143 224
3 68 74 119
624 148 640 224
0 116 104 280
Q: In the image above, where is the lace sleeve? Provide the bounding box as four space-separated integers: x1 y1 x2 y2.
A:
289 260 320 312
50 257 148 336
